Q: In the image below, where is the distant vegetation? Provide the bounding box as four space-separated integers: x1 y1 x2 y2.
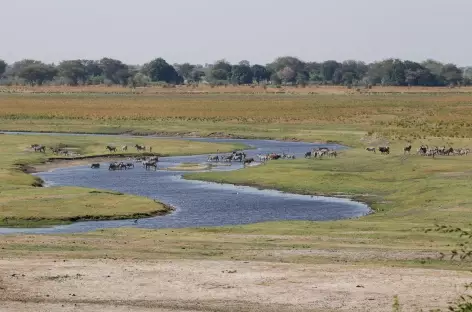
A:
0 56 470 88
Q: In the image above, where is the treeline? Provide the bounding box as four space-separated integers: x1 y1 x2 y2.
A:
0 56 471 87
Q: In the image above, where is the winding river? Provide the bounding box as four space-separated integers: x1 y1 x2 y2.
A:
0 133 371 234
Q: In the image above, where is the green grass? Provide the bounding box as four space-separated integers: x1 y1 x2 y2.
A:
0 134 244 227
2 92 472 270
184 138 472 252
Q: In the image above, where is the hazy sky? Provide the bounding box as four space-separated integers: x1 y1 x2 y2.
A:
1 0 470 65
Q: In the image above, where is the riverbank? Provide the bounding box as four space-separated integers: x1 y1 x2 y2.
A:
0 134 243 227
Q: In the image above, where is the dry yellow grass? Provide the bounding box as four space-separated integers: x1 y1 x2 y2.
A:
2 84 472 95
2 92 472 141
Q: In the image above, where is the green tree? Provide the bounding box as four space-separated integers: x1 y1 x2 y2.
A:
210 60 232 81
130 73 151 87
57 60 87 85
463 67 472 86
230 64 253 85
83 60 103 78
296 71 308 86
18 63 57 85
189 69 205 83
304 62 323 82
441 63 463 86
268 56 305 73
320 60 342 82
332 68 343 84
0 60 7 77
174 63 195 82
341 60 368 83
99 58 129 84
251 64 270 83
142 58 182 84
270 72 282 85
422 59 446 86
211 69 229 80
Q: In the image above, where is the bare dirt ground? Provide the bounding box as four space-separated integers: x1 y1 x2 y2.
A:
1 258 470 312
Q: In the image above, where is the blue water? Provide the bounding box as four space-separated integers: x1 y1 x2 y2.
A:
0 133 370 234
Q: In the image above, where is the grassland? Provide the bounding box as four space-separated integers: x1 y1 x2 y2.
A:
2 90 472 145
0 133 243 227
1 87 472 311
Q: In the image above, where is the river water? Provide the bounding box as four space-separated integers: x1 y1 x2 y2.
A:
0 133 370 234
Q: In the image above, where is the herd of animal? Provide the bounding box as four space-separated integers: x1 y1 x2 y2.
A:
30 144 79 157
106 144 150 153
207 150 257 166
365 145 470 157
30 140 471 176
92 156 160 171
207 150 299 165
304 147 338 159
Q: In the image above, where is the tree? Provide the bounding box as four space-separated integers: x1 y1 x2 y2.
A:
341 60 368 82
251 64 270 83
174 63 195 82
332 68 343 85
270 72 282 85
422 59 445 86
320 60 342 82
83 60 103 78
189 70 205 83
230 64 253 85
268 56 305 73
441 63 463 86
57 60 87 85
463 67 472 86
211 69 229 81
0 60 6 77
296 72 308 87
239 60 250 67
130 73 151 87
277 66 296 84
210 60 232 81
99 58 129 84
366 59 406 86
18 63 57 85
9 59 43 77
305 62 323 82
142 58 182 84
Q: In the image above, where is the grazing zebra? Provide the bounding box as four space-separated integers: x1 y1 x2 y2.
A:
33 145 46 153
282 153 296 159
379 146 390 155
328 150 337 158
403 145 412 154
135 144 146 151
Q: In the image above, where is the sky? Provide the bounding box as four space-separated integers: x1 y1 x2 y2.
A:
1 0 471 65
